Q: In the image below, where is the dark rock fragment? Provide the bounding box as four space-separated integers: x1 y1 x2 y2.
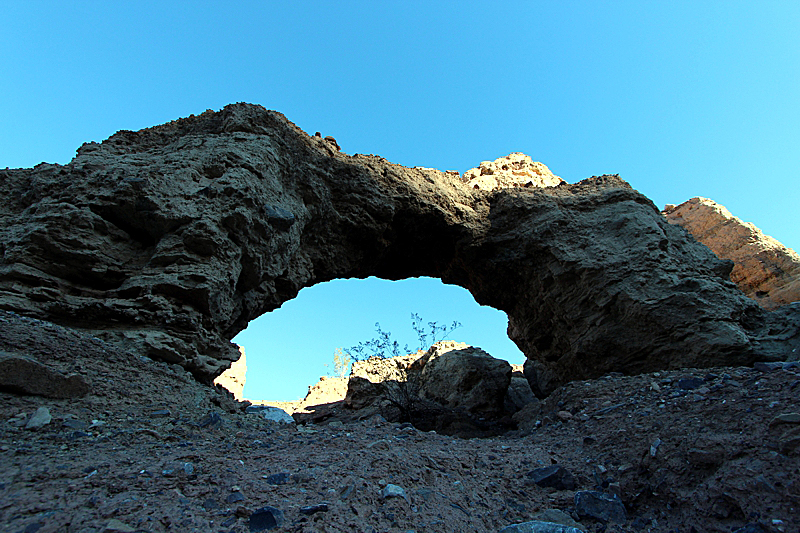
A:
526 465 577 490
754 361 800 372
249 506 284 531
202 498 219 510
263 205 295 230
677 377 705 390
299 503 329 515
574 490 626 523
196 411 222 428
266 472 290 485
227 491 245 503
778 427 800 454
62 418 88 429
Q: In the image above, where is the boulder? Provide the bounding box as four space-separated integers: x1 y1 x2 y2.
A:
340 342 515 435
418 342 511 417
664 197 800 310
0 351 89 398
245 405 294 424
344 341 512 419
574 490 627 524
0 103 797 394
300 375 349 407
344 353 420 410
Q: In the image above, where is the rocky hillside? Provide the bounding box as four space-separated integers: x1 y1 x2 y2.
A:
664 197 800 310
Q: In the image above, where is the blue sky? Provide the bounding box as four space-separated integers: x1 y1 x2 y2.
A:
2 2 798 400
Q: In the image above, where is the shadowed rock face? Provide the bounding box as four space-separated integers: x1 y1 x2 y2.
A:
1 104 797 394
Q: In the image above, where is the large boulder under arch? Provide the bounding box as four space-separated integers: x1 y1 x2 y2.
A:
1 103 798 396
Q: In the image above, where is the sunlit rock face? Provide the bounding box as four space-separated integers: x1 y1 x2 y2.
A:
461 153 564 191
663 197 800 310
213 347 247 400
0 104 797 394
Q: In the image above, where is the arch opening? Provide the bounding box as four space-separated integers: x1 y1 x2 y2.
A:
229 276 524 402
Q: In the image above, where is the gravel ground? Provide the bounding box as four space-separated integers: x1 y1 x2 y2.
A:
1 311 798 533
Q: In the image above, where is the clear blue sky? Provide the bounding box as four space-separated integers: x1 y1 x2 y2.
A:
2 2 798 400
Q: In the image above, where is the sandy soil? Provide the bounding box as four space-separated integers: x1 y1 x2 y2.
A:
1 311 798 533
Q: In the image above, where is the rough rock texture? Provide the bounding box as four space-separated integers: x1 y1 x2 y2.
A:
663 197 800 310
339 341 517 436
300 375 349 407
212 346 247 400
345 353 421 410
418 342 512 416
0 351 89 398
462 153 564 191
505 367 538 414
344 341 512 418
1 104 798 396
306 354 534 425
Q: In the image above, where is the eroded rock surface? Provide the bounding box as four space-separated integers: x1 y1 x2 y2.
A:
418 342 511 417
1 104 798 396
339 341 516 436
462 152 563 191
664 197 800 310
0 351 89 399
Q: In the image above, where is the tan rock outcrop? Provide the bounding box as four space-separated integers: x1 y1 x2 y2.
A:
461 153 564 191
345 352 422 410
213 346 247 400
300 375 349 407
664 197 800 310
0 104 797 398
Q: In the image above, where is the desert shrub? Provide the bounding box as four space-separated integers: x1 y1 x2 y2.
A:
343 313 462 362
328 347 352 378
335 313 462 424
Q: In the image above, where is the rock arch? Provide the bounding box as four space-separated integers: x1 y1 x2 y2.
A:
1 104 797 396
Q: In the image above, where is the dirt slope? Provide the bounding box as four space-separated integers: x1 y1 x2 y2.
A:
2 311 797 533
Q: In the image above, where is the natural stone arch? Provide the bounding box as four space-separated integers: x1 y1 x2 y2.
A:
0 104 796 396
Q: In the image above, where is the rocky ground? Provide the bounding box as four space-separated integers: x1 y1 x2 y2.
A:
1 310 799 533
